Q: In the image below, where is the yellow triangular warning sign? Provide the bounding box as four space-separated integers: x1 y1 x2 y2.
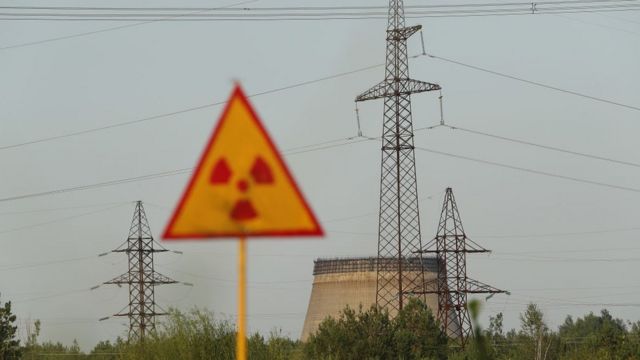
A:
163 85 323 239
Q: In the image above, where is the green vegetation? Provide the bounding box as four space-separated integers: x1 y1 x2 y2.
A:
455 301 640 360
21 308 302 360
305 299 447 360
11 299 640 359
0 300 21 359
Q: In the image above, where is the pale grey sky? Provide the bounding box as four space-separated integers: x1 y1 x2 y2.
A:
1 0 639 350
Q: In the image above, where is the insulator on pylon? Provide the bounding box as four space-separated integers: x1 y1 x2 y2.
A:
439 90 445 126
355 104 363 137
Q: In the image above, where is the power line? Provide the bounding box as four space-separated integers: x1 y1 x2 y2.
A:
0 62 384 151
158 265 310 285
285 137 377 155
499 246 640 254
0 204 126 235
3 9 639 22
0 255 95 272
4 1 637 12
414 146 640 193
3 52 636 152
554 12 640 36
488 255 640 262
439 124 640 168
0 22 156 51
507 291 640 307
0 248 181 276
0 169 192 203
16 288 89 303
425 53 640 112
2 2 639 50
8 253 638 282
3 10 640 22
599 12 640 23
326 225 640 240
0 137 369 203
1 2 639 21
4 132 637 209
2 130 638 207
0 0 258 51
475 226 640 238
508 284 640 291
0 201 130 216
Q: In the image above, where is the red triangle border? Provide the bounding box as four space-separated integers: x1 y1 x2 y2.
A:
163 85 324 240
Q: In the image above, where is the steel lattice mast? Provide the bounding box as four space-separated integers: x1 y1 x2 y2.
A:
356 0 441 313
104 201 177 340
419 188 505 347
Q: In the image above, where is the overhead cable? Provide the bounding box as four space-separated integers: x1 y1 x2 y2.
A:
3 1 638 12
425 53 640 112
415 146 640 193
1 1 639 21
3 51 637 153
0 204 126 234
440 124 640 168
0 137 371 203
0 62 384 151
0 0 257 51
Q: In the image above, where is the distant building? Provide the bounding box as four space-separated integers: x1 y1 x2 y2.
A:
301 257 452 341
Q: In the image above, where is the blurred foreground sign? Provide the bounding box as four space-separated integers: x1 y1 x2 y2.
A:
163 85 323 239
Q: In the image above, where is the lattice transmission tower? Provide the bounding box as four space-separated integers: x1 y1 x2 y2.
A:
355 0 441 314
103 201 178 340
419 188 505 347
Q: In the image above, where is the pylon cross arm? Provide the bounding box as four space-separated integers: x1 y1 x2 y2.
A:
112 248 168 253
151 271 178 285
104 272 131 285
464 278 507 294
386 25 422 40
356 79 441 102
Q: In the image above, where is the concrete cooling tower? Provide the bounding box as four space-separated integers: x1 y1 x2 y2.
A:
301 257 443 341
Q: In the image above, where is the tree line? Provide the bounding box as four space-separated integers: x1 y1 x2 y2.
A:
1 298 640 359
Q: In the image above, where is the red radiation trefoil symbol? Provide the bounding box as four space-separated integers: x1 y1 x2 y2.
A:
210 156 274 221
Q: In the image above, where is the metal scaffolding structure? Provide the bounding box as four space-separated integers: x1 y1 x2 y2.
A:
312 257 438 276
356 0 441 314
419 188 505 347
104 201 177 340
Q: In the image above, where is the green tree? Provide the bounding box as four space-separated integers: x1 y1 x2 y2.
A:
487 312 504 339
0 300 21 359
264 330 301 360
484 312 506 359
519 303 551 360
558 310 632 360
304 305 394 359
304 298 447 360
90 340 119 359
392 299 448 359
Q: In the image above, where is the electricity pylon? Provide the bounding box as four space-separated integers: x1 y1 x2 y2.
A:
104 201 177 340
419 188 505 347
356 0 441 314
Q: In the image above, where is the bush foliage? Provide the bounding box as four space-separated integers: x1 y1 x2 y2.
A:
304 298 447 359
14 301 640 359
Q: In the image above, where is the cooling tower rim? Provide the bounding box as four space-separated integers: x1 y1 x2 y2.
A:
312 256 438 276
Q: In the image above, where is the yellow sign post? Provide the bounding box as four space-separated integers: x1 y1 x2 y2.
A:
236 237 247 359
164 84 323 359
